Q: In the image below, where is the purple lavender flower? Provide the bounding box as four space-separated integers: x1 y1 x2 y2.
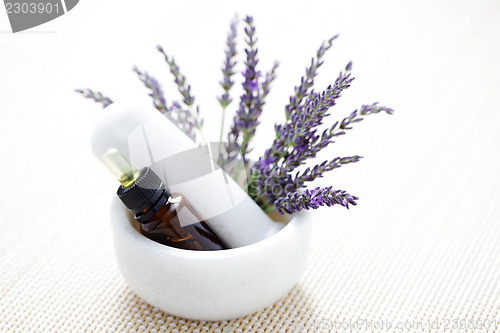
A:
245 69 261 92
261 61 279 101
227 15 273 165
274 187 358 214
77 16 394 215
246 165 295 207
167 102 199 141
75 89 113 108
217 16 238 110
156 45 204 142
254 65 354 177
217 16 239 162
157 45 196 108
282 68 355 170
76 69 200 141
327 102 394 139
285 35 338 119
133 66 167 112
295 155 363 187
133 66 200 141
250 58 393 213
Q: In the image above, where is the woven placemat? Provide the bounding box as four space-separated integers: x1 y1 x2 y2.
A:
1 165 499 332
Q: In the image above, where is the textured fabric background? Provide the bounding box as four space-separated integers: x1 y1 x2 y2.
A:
1 0 500 332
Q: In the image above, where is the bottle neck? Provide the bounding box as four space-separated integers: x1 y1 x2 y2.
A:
134 189 170 223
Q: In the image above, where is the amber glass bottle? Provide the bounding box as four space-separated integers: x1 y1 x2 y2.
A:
104 149 229 251
136 191 229 250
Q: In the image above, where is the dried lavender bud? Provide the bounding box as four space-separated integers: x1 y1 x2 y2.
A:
133 66 168 112
157 45 204 142
227 15 264 165
75 88 113 108
224 60 278 166
157 45 196 108
295 155 363 187
167 101 199 141
217 16 238 109
254 66 354 176
280 69 355 171
274 186 358 214
250 60 393 211
328 102 394 139
261 61 279 101
246 165 295 208
285 35 338 119
217 16 239 161
133 66 200 140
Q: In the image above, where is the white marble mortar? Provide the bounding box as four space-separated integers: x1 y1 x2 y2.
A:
110 196 313 321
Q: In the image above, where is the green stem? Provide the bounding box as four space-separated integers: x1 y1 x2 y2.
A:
196 126 207 146
217 106 227 163
233 133 250 181
264 205 276 213
243 169 257 192
240 134 250 161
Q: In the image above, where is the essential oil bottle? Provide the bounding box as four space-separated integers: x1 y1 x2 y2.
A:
103 148 230 251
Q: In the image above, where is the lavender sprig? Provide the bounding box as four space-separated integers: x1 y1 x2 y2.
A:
226 61 278 167
274 186 358 214
250 63 393 212
290 101 393 173
295 155 363 187
75 89 113 108
217 16 238 110
285 35 338 119
218 17 238 160
282 68 355 171
157 45 196 107
246 166 295 209
255 65 354 174
133 66 167 112
261 61 279 101
224 60 279 168
228 15 263 164
247 67 355 209
247 155 363 211
157 45 203 135
168 101 198 141
327 102 394 139
133 66 199 140
76 16 394 216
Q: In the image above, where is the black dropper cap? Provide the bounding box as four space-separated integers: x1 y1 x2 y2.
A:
117 167 170 214
102 148 170 217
